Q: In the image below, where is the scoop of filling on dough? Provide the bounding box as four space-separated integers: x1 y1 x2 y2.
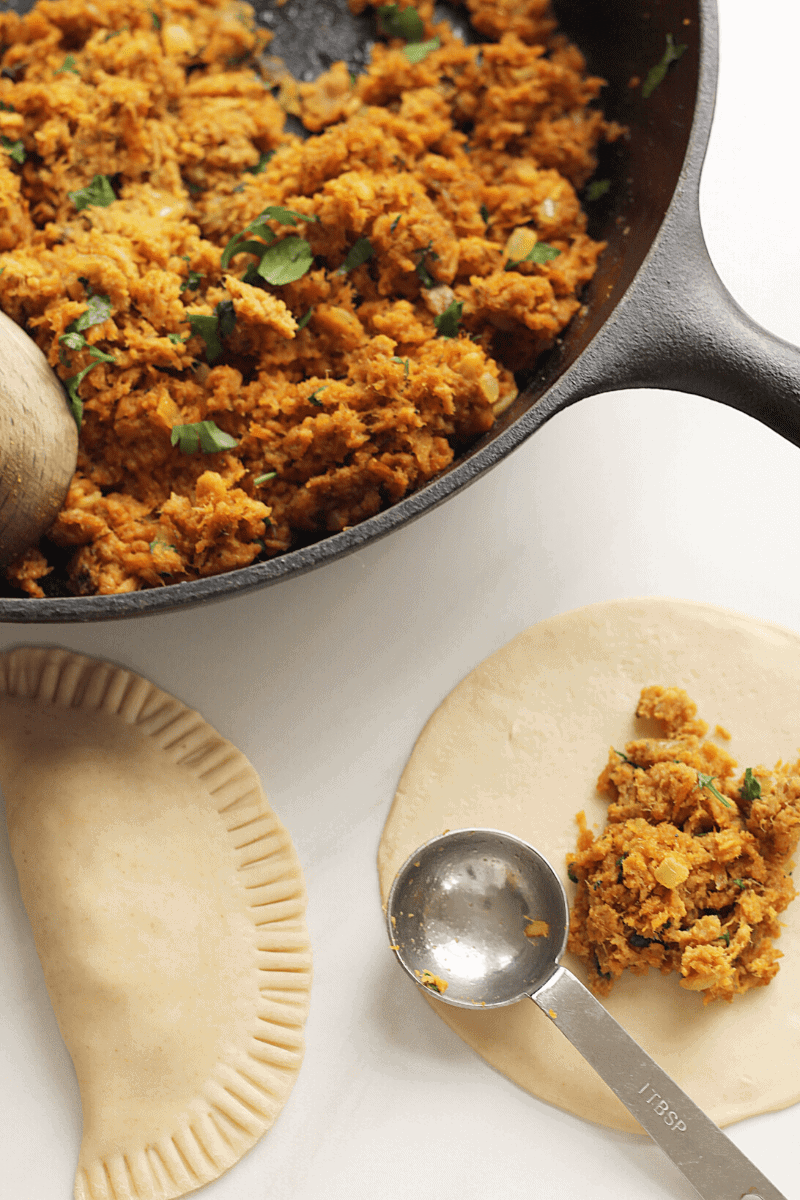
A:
566 685 800 1004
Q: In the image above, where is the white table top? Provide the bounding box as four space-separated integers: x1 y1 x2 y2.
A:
2 0 799 1196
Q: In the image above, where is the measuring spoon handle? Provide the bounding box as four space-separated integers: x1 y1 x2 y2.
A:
532 966 785 1200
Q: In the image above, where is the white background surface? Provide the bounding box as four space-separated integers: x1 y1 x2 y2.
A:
2 0 800 1196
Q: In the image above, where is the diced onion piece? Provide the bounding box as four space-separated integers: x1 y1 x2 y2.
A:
423 284 456 316
504 226 538 263
653 855 690 889
162 23 196 55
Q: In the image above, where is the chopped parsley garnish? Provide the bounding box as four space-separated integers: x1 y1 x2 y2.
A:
253 470 277 485
586 178 611 202
245 150 273 175
68 174 116 211
480 203 490 226
0 102 15 112
696 771 733 809
221 207 317 281
260 204 318 226
506 241 561 271
216 298 236 338
170 420 238 454
72 293 112 332
1 136 25 164
149 9 162 29
413 240 438 288
377 3 424 42
642 33 687 99
434 298 462 338
296 306 314 330
567 864 578 884
307 385 327 406
739 767 762 804
59 294 113 360
187 299 236 361
56 54 80 75
403 37 439 64
337 236 373 274
257 236 313 285
65 349 116 427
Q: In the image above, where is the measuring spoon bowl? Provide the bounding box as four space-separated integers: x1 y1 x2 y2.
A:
386 828 786 1200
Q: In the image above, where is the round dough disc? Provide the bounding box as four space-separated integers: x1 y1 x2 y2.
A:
377 598 800 1133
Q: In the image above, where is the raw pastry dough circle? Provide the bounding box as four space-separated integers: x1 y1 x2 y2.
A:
377 598 800 1133
0 646 311 1200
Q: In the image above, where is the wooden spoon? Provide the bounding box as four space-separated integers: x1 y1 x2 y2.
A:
0 309 78 568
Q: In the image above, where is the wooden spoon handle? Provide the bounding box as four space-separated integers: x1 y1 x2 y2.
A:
0 310 77 567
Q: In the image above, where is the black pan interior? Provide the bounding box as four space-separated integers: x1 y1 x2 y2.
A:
0 0 703 619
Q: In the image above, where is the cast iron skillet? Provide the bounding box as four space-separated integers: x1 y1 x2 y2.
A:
1 0 797 622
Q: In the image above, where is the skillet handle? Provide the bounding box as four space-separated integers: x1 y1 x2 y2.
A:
569 197 800 447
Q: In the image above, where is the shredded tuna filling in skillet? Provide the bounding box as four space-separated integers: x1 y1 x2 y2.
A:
0 0 621 596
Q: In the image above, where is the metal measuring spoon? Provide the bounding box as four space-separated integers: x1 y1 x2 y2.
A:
386 828 786 1200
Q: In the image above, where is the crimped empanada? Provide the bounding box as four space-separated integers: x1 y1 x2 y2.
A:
0 646 310 1200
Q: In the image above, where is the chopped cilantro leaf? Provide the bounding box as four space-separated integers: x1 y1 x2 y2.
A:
739 767 762 804
64 349 116 427
567 865 578 884
183 270 202 290
253 470 277 485
0 102 15 112
390 213 401 232
245 150 273 175
413 240 438 288
167 333 184 344
480 203 490 225
586 178 611 202
307 385 327 406
296 306 314 330
70 293 112 333
187 313 222 361
187 300 236 361
56 54 80 76
696 771 733 809
149 9 162 29
337 236 373 274
68 174 116 211
506 241 561 271
220 235 273 270
256 236 313 285
434 298 462 338
642 33 687 99
170 420 238 454
377 3 424 42
1 136 24 164
403 37 440 64
391 356 410 378
719 931 731 947
260 205 319 226
216 298 236 338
